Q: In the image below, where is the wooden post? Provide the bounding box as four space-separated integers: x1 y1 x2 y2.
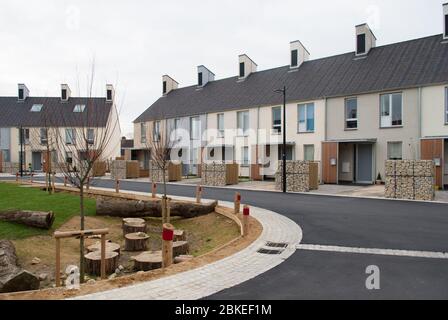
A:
55 238 61 287
234 192 241 214
100 234 106 280
115 179 120 193
64 176 67 187
243 205 250 237
162 223 174 268
151 182 157 198
167 197 171 224
196 185 202 204
51 172 56 193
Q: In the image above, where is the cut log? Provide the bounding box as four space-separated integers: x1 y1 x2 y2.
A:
87 241 121 254
0 240 40 293
132 251 162 271
174 230 186 241
96 197 217 218
125 232 149 252
123 222 147 237
0 211 55 229
173 241 189 258
122 218 145 227
84 251 119 276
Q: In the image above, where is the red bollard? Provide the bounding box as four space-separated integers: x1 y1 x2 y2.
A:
15 172 19 183
243 205 250 237
152 183 157 198
196 185 202 204
234 192 241 214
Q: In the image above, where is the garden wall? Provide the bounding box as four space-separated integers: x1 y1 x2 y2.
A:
385 160 435 201
111 160 139 180
275 161 319 192
201 162 239 186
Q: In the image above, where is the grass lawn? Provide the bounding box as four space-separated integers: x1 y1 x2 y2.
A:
0 182 95 239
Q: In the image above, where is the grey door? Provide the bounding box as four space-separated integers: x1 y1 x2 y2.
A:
32 152 42 171
356 144 373 184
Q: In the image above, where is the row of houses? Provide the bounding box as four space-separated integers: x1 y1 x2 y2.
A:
130 4 448 188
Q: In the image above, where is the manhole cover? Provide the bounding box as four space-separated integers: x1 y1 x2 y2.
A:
265 242 288 248
257 248 283 255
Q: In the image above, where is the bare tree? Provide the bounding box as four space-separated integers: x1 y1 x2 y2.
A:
50 64 121 283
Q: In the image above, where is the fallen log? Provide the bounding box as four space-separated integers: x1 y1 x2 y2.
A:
96 197 217 218
0 240 40 293
0 211 55 230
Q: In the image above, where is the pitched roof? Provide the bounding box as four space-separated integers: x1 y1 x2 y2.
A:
135 34 448 123
0 97 112 127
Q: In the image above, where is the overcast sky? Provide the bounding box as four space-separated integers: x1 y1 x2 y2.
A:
0 0 445 137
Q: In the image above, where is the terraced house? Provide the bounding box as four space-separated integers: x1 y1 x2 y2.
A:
134 4 448 188
0 84 122 174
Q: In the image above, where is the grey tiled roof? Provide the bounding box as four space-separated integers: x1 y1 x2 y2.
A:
135 34 448 123
0 97 112 127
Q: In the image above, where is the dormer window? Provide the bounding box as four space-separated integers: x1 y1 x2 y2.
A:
61 89 67 101
30 104 43 112
291 49 298 68
445 12 448 39
239 62 245 78
198 72 203 86
357 34 366 55
163 81 167 95
18 89 24 100
107 90 112 101
73 104 86 113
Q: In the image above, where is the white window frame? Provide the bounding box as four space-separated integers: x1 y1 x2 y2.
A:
241 146 249 166
217 113 225 137
190 117 200 140
237 111 250 136
387 141 403 160
30 104 43 112
140 123 147 144
65 128 75 145
304 144 315 161
40 128 48 145
65 151 73 164
272 107 282 134
297 103 315 133
345 98 358 130
153 121 161 142
87 128 94 145
380 93 403 128
19 128 30 145
73 104 86 113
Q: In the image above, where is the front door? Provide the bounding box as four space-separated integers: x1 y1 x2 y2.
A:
32 152 42 171
356 144 373 184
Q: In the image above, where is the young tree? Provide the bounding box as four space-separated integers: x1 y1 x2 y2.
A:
51 65 121 283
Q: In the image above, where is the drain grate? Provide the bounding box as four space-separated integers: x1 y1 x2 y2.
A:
257 248 283 255
265 242 288 248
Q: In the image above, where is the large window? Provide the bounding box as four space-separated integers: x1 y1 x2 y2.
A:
87 128 94 145
357 34 366 55
19 128 30 145
445 87 448 124
217 113 224 137
345 98 358 129
40 128 48 144
174 118 180 140
1 150 10 162
388 142 403 160
272 107 282 134
237 111 250 136
153 121 161 142
298 103 315 133
65 128 75 145
242 146 249 166
190 117 200 140
381 93 402 127
140 123 147 144
304 145 315 161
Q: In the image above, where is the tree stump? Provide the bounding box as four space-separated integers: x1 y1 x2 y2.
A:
122 218 145 228
132 251 162 271
125 232 149 252
122 222 147 237
84 251 119 276
173 241 189 257
87 241 121 254
174 230 186 241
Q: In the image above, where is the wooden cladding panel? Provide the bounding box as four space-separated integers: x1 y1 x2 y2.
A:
421 139 444 188
322 142 338 184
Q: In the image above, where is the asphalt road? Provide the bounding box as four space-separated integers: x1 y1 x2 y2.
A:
2 177 448 299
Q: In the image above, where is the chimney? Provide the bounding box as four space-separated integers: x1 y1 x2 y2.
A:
290 40 310 69
355 23 377 56
444 3 448 40
162 75 179 95
238 54 257 80
106 84 115 103
61 84 71 102
18 84 29 101
197 65 215 87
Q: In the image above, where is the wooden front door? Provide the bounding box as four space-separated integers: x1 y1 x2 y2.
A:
322 142 338 184
421 139 444 189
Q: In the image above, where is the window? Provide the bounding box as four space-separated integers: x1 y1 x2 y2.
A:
345 98 358 129
107 89 113 101
163 81 167 94
198 72 203 86
298 103 315 133
40 128 48 144
239 62 245 78
388 142 403 160
174 118 180 140
87 128 94 145
140 123 147 144
73 104 86 113
153 121 161 142
190 117 200 140
51 150 58 163
381 93 402 127
66 152 73 164
445 87 448 124
18 88 24 100
445 14 448 38
61 89 67 100
1 150 10 162
19 128 30 145
30 104 43 112
357 34 366 54
304 145 315 161
291 49 298 67
272 107 282 134
65 128 75 145
217 113 224 137
237 111 249 136
242 146 249 166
